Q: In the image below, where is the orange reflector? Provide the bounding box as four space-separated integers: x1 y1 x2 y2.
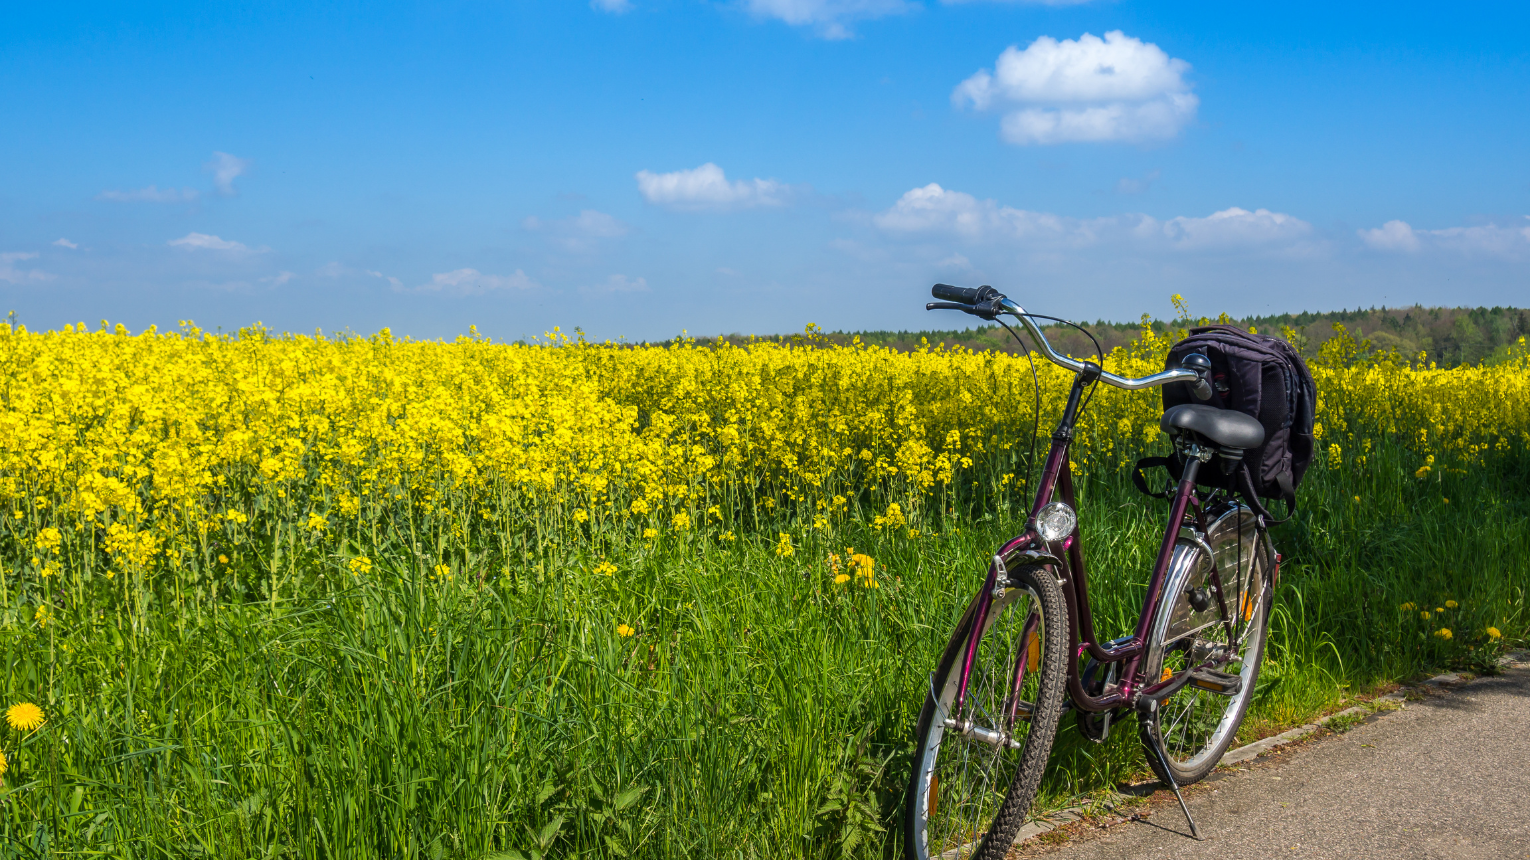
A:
1027 631 1041 670
1242 590 1256 622
1162 667 1174 682
929 774 939 818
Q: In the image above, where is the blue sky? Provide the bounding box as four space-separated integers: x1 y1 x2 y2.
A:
3 1 1528 340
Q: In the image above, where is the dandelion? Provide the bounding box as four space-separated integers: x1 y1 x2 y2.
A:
1486 627 1502 641
833 574 851 585
1399 602 1416 612
0 748 6 778
1445 600 1458 609
1415 466 1431 479
6 703 44 732
1435 607 1444 614
1420 610 1431 620
617 623 635 638
1434 628 1453 640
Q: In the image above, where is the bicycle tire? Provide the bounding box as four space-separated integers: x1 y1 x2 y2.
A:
903 564 1068 860
1138 504 1274 786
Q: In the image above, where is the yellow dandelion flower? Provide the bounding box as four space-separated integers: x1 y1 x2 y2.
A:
833 574 851 585
617 623 635 638
1435 607 1444 614
1420 610 1431 620
1399 602 1415 612
0 747 6 778
1486 627 1501 641
1434 628 1453 640
1444 600 1458 609
6 703 44 732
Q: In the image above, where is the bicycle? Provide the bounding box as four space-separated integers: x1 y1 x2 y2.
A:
904 284 1279 860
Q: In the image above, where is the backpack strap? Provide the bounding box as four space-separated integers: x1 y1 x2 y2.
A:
1132 457 1175 499
1238 463 1297 524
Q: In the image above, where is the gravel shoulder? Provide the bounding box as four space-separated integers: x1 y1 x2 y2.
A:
1020 661 1530 860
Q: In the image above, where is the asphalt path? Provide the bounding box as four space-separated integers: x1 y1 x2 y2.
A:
1030 665 1530 859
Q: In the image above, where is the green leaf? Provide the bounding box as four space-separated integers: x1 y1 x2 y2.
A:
536 815 565 850
613 784 647 811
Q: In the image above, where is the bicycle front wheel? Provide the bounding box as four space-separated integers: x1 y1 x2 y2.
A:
1139 503 1274 786
904 564 1067 860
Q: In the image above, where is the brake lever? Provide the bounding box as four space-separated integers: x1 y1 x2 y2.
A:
925 300 1003 321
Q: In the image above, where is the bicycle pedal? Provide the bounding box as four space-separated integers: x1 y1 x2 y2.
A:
1188 668 1243 696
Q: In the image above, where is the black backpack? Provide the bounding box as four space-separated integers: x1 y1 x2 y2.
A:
1158 325 1316 521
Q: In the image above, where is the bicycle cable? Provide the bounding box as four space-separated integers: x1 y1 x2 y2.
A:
994 318 1044 501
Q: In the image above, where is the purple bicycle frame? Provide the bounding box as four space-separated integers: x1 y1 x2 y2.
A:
950 423 1215 719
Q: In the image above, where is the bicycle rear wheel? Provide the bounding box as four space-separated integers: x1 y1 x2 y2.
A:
904 565 1067 860
1139 503 1274 786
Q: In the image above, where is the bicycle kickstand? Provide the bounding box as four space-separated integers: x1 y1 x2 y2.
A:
1142 703 1202 840
1150 737 1199 838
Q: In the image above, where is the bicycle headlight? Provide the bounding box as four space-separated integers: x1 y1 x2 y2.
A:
1034 502 1077 543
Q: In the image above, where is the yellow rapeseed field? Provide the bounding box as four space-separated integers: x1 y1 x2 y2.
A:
1 318 1526 615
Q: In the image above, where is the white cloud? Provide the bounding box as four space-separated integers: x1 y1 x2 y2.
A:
581 274 650 295
1359 217 1530 257
168 232 262 253
942 0 1093 5
1159 208 1312 250
636 163 790 211
953 31 1197 145
0 252 53 285
205 152 251 196
742 0 916 39
524 209 630 251
52 238 78 249
873 183 1312 252
261 271 296 286
417 268 539 296
97 185 200 203
1358 220 1421 253
366 270 405 289
591 0 632 12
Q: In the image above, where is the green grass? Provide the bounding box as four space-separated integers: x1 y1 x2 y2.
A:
1 439 1525 858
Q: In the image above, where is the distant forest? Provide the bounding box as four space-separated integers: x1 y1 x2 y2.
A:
714 305 1529 369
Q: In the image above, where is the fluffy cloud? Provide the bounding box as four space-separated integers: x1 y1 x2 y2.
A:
873 183 1312 251
953 31 1197 144
53 238 78 249
0 252 53 285
1359 217 1530 257
97 185 200 203
205 152 251 196
417 268 539 296
636 163 790 211
591 0 632 12
523 209 630 251
740 0 915 39
168 232 263 253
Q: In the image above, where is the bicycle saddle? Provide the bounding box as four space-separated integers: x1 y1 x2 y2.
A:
1161 404 1265 450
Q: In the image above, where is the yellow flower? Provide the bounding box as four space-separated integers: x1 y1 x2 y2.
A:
1444 600 1458 609
594 560 617 576
6 703 45 732
1420 611 1431 620
0 747 6 778
218 554 229 564
1415 466 1431 479
617 623 635 638
348 556 372 576
833 573 851 585
1434 628 1453 640
774 532 794 558
306 512 328 532
1399 602 1415 612
573 508 589 523
1435 607 1444 614
672 511 690 530
643 527 658 540
1486 627 1502 641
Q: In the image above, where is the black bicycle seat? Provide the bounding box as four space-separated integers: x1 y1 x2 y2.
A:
1161 404 1264 450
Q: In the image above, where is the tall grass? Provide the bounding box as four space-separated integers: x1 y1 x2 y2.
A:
2 429 1523 857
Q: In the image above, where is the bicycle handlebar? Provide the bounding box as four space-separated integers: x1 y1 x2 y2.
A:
926 284 1205 393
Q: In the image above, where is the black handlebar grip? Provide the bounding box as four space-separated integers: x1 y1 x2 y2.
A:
1191 378 1214 401
932 283 982 304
